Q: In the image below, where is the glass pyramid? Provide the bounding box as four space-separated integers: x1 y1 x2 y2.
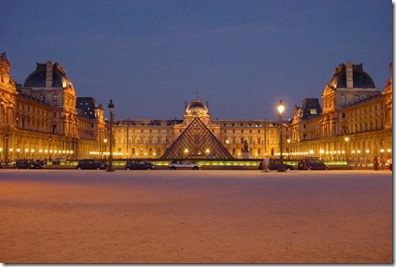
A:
161 117 233 159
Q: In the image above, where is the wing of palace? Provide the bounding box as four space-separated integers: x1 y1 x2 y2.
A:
0 52 392 164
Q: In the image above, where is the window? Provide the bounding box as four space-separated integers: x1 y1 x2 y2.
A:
310 109 317 115
340 95 346 107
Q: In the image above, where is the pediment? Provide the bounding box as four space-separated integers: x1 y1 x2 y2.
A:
322 86 335 97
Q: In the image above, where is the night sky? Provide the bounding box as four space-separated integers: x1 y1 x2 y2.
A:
0 0 392 121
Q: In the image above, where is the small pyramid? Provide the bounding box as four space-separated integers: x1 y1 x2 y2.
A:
161 117 233 159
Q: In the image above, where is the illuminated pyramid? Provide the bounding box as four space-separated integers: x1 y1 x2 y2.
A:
161 117 233 159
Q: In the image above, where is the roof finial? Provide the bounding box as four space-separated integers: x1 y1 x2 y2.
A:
195 90 200 99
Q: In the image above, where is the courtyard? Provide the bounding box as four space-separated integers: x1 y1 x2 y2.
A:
0 169 392 263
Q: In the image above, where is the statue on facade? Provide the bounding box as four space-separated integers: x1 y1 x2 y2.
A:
243 140 249 152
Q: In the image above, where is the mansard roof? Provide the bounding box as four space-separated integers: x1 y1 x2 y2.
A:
76 97 99 119
24 61 73 88
300 98 322 120
327 62 375 89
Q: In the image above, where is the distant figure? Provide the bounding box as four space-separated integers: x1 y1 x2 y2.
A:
262 157 270 172
379 157 385 171
373 156 379 171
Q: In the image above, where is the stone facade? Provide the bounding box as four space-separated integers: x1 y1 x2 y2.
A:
0 53 106 163
0 54 392 164
288 62 392 165
112 100 280 159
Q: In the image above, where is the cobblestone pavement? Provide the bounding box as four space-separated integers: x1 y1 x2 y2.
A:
0 169 392 263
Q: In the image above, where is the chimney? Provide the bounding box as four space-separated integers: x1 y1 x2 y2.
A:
46 61 53 87
346 61 353 88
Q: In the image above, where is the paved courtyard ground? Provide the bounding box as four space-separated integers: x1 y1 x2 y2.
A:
0 169 392 263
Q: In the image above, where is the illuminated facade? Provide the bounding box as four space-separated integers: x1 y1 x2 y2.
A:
113 99 280 159
0 54 392 164
0 53 106 162
288 62 392 164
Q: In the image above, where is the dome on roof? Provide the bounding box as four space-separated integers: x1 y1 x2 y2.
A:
328 62 375 89
23 61 73 88
185 99 209 116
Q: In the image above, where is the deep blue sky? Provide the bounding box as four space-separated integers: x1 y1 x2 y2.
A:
0 0 392 121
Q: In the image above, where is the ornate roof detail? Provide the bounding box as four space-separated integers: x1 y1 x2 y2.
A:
185 99 209 116
23 61 73 89
327 62 376 89
0 52 15 85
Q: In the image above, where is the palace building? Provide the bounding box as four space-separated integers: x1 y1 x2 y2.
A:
288 62 393 165
0 53 106 163
0 52 392 164
113 99 280 160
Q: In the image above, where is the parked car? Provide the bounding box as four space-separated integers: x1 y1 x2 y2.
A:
168 160 201 170
15 159 43 169
125 159 156 170
259 159 294 170
76 159 108 170
297 159 329 170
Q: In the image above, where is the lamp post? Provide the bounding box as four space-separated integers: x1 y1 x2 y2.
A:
286 138 291 159
107 100 115 172
49 136 52 161
344 137 350 165
102 138 107 160
263 118 267 157
4 134 9 165
277 99 286 172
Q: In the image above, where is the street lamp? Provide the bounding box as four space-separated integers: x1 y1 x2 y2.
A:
344 137 350 164
4 134 9 165
277 99 286 172
107 99 115 172
102 138 107 159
